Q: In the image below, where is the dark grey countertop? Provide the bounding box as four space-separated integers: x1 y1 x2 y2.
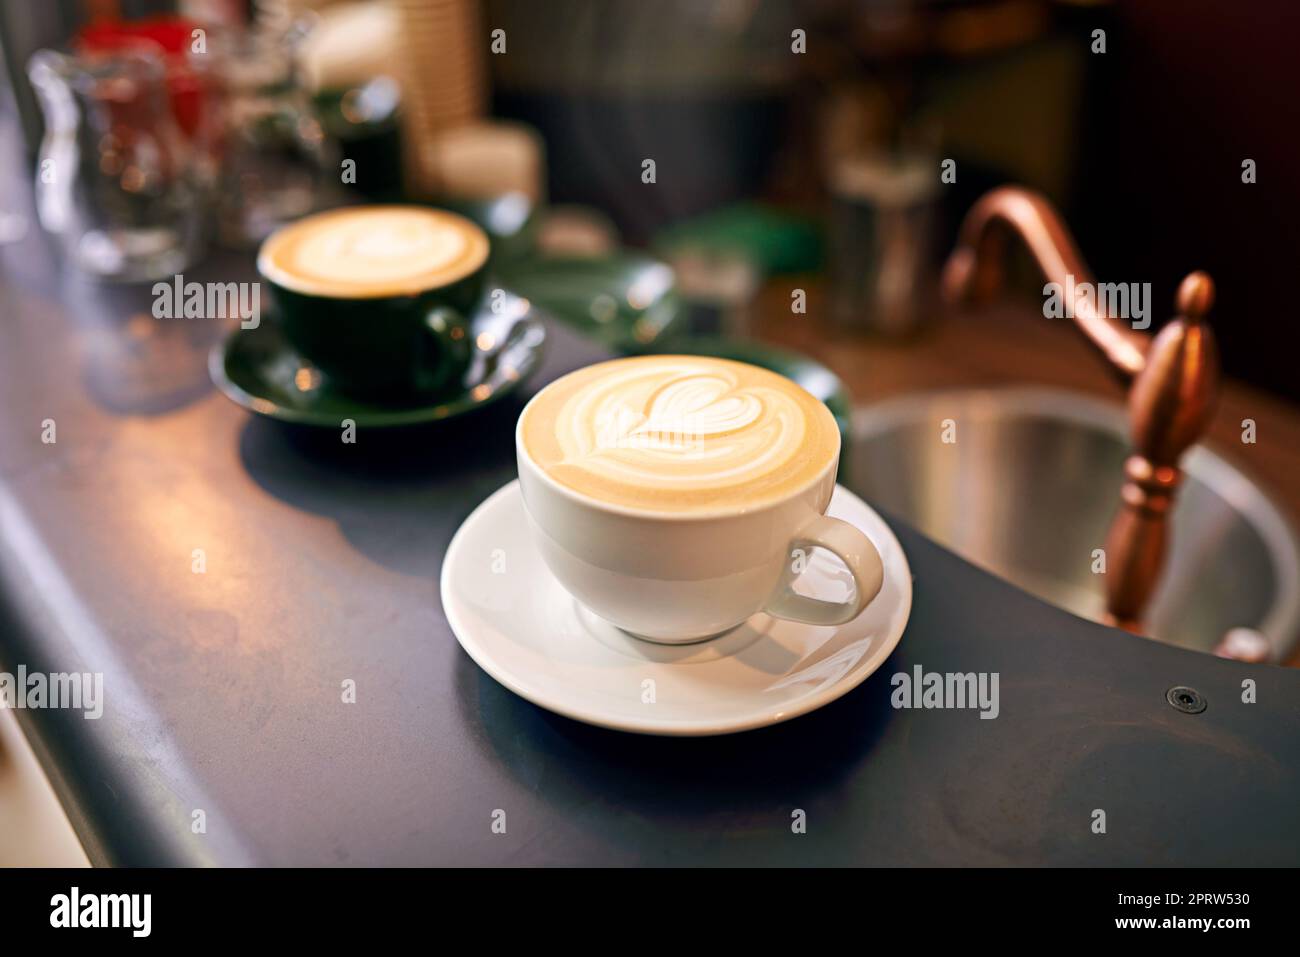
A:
2 147 1298 867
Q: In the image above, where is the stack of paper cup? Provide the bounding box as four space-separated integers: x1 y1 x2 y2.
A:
395 0 487 196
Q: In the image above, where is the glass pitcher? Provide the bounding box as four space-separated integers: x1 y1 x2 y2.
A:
27 45 203 281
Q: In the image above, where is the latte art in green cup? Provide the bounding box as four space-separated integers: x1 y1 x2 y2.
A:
258 206 488 298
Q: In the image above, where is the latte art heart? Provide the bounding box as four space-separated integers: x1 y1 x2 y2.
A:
593 375 763 453
521 356 839 513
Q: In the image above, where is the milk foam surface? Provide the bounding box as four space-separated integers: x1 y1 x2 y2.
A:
521 356 839 513
258 206 488 297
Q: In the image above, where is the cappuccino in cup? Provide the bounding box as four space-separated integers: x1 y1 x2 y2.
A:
520 354 840 513
259 205 488 298
517 356 885 642
258 205 489 398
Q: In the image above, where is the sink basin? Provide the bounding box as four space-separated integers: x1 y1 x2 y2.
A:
844 388 1300 660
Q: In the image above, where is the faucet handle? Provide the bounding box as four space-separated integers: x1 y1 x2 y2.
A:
1104 271 1220 632
1127 271 1219 464
1176 270 1215 321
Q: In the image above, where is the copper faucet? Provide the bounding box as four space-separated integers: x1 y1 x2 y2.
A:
941 186 1219 635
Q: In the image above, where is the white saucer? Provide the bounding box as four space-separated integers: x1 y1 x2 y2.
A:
441 481 913 736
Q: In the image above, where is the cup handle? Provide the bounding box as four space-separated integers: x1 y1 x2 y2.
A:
763 515 885 626
418 306 472 393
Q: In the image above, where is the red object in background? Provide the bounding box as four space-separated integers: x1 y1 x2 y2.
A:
77 15 197 55
74 16 209 139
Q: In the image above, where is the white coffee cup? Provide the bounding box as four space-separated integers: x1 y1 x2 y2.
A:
515 411 885 643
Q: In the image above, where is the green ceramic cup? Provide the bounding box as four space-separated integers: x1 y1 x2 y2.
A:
257 206 490 399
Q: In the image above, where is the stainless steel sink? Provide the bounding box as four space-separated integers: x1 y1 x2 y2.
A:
844 388 1300 660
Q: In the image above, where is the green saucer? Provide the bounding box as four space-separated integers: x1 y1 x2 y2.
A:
209 294 546 428
494 253 683 352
